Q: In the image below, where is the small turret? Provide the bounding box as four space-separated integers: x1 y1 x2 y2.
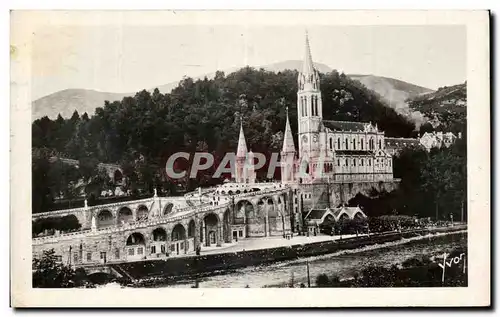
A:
282 107 296 154
236 119 248 158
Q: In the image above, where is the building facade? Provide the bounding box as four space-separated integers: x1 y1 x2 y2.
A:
279 33 395 185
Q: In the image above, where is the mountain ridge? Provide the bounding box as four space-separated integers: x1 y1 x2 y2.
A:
32 60 434 121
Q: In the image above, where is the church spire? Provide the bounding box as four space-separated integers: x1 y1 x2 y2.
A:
282 107 296 153
236 115 248 158
302 30 315 75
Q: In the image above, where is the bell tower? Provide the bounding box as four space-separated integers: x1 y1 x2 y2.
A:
297 31 323 161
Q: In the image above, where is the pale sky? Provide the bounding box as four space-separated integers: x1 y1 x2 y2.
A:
31 25 466 100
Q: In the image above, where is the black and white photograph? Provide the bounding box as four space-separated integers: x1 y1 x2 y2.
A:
10 10 490 307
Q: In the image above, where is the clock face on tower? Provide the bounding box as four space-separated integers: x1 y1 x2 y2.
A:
302 135 308 144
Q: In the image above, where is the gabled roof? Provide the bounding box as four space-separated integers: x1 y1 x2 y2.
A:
333 206 367 219
305 209 329 220
305 206 367 225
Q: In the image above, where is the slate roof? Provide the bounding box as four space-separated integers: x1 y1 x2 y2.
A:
322 120 367 132
305 209 329 220
335 150 373 156
384 137 420 149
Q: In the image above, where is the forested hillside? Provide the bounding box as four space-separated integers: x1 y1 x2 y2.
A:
407 82 466 133
33 67 416 163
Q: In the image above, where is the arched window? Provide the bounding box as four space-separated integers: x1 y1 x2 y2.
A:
361 159 364 166
353 139 356 150
379 139 382 149
304 97 308 116
337 159 340 166
314 96 319 116
368 159 372 166
353 159 356 167
329 138 333 149
345 138 349 150
361 139 364 150
311 96 315 116
337 138 341 149
346 159 349 167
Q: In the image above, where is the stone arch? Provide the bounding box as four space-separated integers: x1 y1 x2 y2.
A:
324 214 335 226
96 210 114 228
187 219 196 238
136 205 149 221
163 203 174 216
117 207 133 225
228 190 233 195
337 212 350 222
152 227 167 241
235 199 254 219
125 232 146 260
113 169 123 184
170 223 187 255
126 232 145 246
203 213 220 247
171 223 186 241
320 214 336 234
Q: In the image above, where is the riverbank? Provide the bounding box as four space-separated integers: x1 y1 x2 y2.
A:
313 245 467 288
105 225 466 287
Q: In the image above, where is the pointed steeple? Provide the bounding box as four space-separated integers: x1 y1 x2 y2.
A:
302 30 315 75
298 31 320 92
282 107 296 153
236 116 248 158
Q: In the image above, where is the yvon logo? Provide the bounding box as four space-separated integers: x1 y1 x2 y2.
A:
438 252 466 283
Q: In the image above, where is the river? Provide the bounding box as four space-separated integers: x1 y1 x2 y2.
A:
102 230 467 288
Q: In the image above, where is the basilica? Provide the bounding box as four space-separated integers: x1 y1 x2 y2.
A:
235 33 396 186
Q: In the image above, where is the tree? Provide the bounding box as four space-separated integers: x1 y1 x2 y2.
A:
32 249 75 288
419 122 435 134
420 148 463 220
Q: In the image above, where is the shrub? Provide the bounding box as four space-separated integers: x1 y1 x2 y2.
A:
315 274 330 287
32 214 81 236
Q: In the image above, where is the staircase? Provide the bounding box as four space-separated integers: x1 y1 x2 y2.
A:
108 264 136 283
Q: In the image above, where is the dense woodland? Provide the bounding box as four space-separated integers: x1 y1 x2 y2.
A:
32 67 466 221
